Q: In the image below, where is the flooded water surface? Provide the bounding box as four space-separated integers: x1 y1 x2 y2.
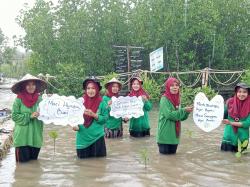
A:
0 88 250 187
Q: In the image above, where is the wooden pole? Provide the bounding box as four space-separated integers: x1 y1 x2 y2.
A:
127 46 131 90
205 67 209 87
202 67 209 87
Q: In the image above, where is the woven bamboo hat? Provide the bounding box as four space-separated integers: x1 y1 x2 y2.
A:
11 74 47 94
104 77 122 89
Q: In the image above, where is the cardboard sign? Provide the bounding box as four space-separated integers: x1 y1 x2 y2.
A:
193 92 224 132
110 96 144 119
38 94 85 126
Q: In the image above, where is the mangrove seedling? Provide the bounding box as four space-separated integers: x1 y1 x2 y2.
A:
184 129 193 138
49 130 58 156
139 148 149 168
235 139 249 159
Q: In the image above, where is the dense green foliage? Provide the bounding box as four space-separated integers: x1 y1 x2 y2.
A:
14 0 250 96
181 86 217 106
0 28 25 78
241 70 250 85
141 73 162 102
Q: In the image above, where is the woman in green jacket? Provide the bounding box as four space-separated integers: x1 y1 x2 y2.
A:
221 83 250 152
73 78 109 158
103 78 123 138
128 76 152 137
157 77 193 154
11 74 47 162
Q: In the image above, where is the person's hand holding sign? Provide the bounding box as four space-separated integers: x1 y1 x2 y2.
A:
142 95 148 101
222 119 242 127
31 112 40 118
123 117 129 123
185 106 193 113
72 125 79 131
222 119 230 124
72 109 98 131
108 100 112 106
84 109 98 120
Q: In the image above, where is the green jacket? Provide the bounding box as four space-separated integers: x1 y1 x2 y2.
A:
102 95 122 130
222 106 250 146
157 97 189 145
76 100 109 149
129 100 152 132
12 97 44 148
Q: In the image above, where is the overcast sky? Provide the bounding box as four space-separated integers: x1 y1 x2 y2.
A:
0 0 36 49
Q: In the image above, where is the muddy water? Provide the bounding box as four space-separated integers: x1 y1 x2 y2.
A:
0 89 250 187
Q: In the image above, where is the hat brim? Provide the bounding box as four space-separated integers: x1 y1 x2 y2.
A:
130 77 143 85
11 79 47 94
83 79 102 91
104 81 122 89
234 83 250 93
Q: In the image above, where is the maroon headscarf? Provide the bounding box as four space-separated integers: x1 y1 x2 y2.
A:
83 81 102 128
128 79 150 99
163 77 181 137
17 81 39 108
106 83 120 98
227 88 250 133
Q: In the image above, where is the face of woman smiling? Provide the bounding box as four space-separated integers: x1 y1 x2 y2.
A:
86 82 97 97
25 81 36 94
131 80 140 91
236 88 248 101
169 82 180 94
111 83 120 94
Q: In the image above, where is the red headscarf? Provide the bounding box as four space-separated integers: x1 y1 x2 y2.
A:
163 77 181 137
227 88 250 133
17 81 39 108
83 81 102 128
106 83 120 98
128 79 150 99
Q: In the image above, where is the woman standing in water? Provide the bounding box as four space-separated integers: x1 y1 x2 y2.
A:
103 78 123 138
73 77 109 158
11 74 47 162
128 76 152 137
157 77 193 154
221 83 250 152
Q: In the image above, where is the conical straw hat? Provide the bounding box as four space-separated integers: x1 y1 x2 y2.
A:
104 77 122 89
11 74 47 94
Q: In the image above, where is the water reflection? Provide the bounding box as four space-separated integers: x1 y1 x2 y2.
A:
0 88 250 186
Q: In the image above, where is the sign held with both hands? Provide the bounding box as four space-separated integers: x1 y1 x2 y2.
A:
38 92 225 132
110 96 144 119
38 94 85 126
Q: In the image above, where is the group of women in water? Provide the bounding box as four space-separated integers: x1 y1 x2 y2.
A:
11 74 250 162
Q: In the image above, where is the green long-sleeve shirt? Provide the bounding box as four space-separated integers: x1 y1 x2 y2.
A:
12 97 44 148
129 100 152 132
222 106 250 146
102 95 122 130
157 97 190 145
76 100 109 149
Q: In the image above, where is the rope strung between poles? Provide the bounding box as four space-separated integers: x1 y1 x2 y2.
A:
46 80 61 91
40 68 245 92
209 72 243 86
212 72 237 84
175 72 202 88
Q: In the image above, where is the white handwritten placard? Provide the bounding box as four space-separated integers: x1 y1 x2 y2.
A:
193 92 224 132
38 94 85 126
110 96 144 119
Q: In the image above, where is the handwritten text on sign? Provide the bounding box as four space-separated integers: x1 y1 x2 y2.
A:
193 92 224 132
38 94 85 126
110 96 144 119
